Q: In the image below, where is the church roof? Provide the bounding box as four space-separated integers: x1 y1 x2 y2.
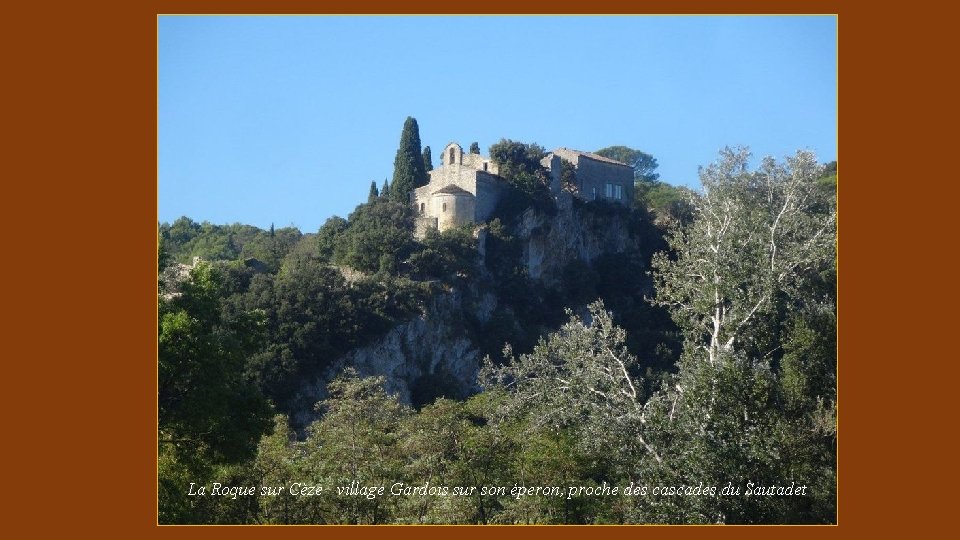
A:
432 184 473 196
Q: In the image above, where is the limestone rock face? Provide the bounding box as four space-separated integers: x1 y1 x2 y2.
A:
289 198 640 429
517 195 637 285
290 288 496 429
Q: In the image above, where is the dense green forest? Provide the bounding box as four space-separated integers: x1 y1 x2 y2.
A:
159 119 837 524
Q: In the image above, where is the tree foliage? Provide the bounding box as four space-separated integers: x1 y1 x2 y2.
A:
652 147 836 364
422 146 433 172
595 145 659 183
590 146 693 225
391 116 427 201
159 262 273 465
559 158 577 193
159 217 302 271
316 216 348 262
333 198 415 274
159 262 273 522
488 139 549 195
481 302 660 471
636 181 696 226
407 225 479 280
639 147 837 523
303 371 412 523
158 142 836 525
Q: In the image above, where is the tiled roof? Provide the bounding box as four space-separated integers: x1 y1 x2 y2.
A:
553 147 633 168
432 184 473 196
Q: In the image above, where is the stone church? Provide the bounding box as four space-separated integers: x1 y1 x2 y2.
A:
413 142 634 237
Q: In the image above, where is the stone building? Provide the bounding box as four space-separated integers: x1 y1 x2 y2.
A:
413 142 507 237
542 147 634 205
412 142 635 237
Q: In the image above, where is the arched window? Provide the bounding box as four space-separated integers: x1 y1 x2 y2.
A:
420 202 425 213
442 202 447 212
449 147 456 164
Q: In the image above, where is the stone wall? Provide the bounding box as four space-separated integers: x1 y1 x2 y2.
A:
544 154 562 195
550 148 634 206
415 216 438 238
424 165 478 193
441 142 464 167
475 173 506 222
461 151 499 175
412 141 509 237
575 155 634 205
432 191 475 231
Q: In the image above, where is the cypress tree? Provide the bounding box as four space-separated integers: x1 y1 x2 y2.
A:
469 141 481 154
380 178 390 198
368 180 379 202
422 146 433 173
392 157 415 202
391 117 426 202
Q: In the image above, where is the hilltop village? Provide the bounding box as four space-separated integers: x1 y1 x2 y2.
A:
413 141 634 236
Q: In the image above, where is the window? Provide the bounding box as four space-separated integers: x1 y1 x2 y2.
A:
592 187 597 200
615 185 623 200
449 147 456 164
420 202 425 213
605 183 613 198
482 162 488 171
442 202 447 212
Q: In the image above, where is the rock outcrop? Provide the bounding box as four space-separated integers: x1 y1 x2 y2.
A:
289 196 643 428
290 287 497 429
516 194 637 285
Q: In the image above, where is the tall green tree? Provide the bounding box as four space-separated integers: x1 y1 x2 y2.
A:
408 225 479 281
159 262 273 466
380 178 390 198
158 227 171 273
422 146 433 172
488 139 549 195
368 180 379 202
316 216 348 262
488 139 546 180
399 394 513 523
158 262 273 522
817 161 837 207
469 141 481 154
652 147 836 364
391 116 427 201
302 370 411 524
480 302 659 523
252 415 307 523
481 302 660 477
333 198 415 274
639 147 837 523
167 216 201 246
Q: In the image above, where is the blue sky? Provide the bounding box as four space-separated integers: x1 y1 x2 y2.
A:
159 15 836 232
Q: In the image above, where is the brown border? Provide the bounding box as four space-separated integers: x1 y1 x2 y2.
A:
14 0 929 536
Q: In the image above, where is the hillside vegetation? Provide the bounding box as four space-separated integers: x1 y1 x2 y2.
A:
159 121 837 524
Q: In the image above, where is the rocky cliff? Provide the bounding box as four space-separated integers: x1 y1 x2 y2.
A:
289 195 647 428
517 193 638 285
